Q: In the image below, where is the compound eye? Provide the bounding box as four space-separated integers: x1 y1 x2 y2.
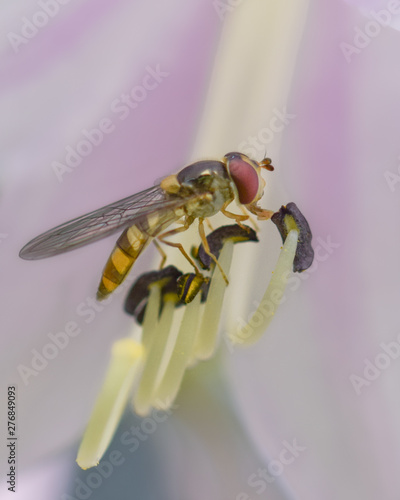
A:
225 153 260 205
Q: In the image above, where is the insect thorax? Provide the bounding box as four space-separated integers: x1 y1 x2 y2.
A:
176 160 234 219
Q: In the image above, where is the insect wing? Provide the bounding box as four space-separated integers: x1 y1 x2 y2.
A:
19 185 188 260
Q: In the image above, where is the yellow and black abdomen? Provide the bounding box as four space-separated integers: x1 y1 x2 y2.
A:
96 207 183 300
97 225 151 300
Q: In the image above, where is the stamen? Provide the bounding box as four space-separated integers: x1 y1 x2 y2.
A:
193 240 234 359
140 284 162 350
76 339 144 469
133 296 179 416
77 219 307 469
229 229 299 346
271 202 314 272
153 292 202 409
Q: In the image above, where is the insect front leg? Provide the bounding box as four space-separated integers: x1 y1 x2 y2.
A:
246 204 274 221
220 201 249 230
240 205 259 232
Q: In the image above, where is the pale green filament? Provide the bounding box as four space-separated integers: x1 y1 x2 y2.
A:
229 229 299 346
140 284 162 349
154 292 202 408
76 339 144 469
193 241 233 360
133 297 178 416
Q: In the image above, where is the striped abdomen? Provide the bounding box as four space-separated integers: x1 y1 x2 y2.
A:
97 225 151 300
96 205 184 301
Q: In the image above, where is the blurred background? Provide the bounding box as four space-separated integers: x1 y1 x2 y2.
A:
1 0 400 498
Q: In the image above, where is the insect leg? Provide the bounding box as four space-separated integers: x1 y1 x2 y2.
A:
153 239 167 269
198 218 229 285
246 204 274 220
240 205 259 232
205 218 214 232
220 201 249 230
157 217 202 275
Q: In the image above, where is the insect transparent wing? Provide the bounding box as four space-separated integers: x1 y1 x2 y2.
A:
19 185 188 260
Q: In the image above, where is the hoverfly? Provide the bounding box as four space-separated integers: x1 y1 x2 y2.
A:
19 152 274 300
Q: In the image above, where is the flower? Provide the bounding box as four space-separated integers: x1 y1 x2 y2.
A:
2 0 400 499
76 220 303 468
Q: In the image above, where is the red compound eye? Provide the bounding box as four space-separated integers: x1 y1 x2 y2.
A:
225 153 260 204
